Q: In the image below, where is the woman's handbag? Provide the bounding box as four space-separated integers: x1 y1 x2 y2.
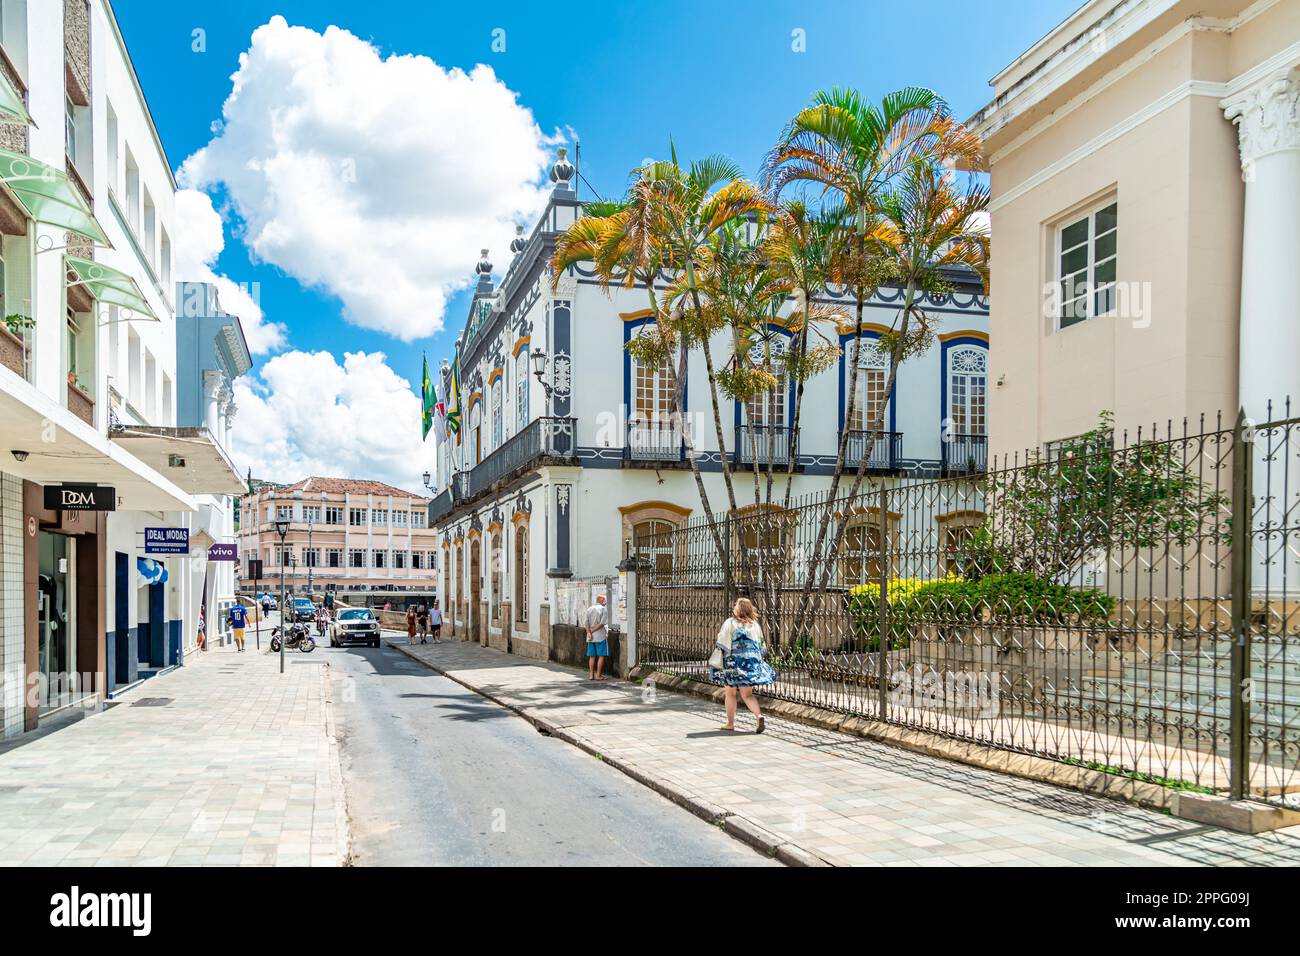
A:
707 642 725 670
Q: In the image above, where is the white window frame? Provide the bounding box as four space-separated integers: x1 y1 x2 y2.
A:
947 346 988 437
1054 198 1117 331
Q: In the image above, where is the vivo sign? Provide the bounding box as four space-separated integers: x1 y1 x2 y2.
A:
43 484 116 512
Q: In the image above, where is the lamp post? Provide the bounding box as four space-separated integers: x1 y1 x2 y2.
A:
274 518 289 674
305 513 315 597
530 348 554 402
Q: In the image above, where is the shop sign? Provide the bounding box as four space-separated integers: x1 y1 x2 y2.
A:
43 483 115 512
208 543 238 561
144 527 189 555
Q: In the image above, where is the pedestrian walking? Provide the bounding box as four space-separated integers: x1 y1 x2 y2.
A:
229 601 249 653
196 611 207 653
417 604 430 644
407 606 418 644
708 597 775 733
429 602 443 643
261 595 272 621
585 593 609 681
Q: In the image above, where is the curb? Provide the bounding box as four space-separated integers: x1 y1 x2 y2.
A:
381 638 832 867
320 661 353 867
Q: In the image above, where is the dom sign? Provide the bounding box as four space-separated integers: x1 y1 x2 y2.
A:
43 484 116 512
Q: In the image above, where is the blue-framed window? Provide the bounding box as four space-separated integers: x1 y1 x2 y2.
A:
838 333 895 434
941 338 988 437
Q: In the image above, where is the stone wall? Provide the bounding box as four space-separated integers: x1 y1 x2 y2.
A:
550 623 625 678
63 0 91 105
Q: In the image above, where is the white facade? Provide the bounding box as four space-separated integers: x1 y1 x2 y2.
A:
0 1 243 735
430 160 990 648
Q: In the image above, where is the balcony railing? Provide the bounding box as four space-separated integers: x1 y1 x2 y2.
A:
941 433 988 476
736 424 793 466
626 418 682 462
843 429 902 472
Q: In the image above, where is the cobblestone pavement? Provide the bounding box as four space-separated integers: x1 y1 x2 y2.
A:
0 642 348 867
387 636 1300 867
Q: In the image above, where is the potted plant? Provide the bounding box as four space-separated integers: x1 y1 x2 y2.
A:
4 313 33 336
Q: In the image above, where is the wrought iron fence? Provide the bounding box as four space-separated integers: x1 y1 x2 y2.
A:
636 405 1300 808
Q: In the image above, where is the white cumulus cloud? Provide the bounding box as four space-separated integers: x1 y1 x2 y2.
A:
179 15 556 341
173 188 287 354
231 349 436 492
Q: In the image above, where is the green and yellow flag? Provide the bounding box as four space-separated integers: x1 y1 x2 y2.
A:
446 349 462 439
420 354 434 440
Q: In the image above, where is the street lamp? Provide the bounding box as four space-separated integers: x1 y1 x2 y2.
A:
531 347 553 399
274 518 289 674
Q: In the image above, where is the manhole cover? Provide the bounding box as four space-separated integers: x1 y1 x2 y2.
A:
130 698 173 707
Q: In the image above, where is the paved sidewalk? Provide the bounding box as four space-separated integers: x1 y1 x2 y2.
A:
386 636 1300 867
0 644 348 867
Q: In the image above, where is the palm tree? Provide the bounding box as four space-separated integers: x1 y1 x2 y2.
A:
550 151 770 556
765 87 988 639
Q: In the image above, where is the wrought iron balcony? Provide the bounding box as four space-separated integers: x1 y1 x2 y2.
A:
843 429 902 472
626 418 682 462
465 415 576 499
736 424 793 466
941 433 988 476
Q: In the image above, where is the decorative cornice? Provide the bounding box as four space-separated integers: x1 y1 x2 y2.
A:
938 329 990 343
511 335 531 358
1223 69 1300 176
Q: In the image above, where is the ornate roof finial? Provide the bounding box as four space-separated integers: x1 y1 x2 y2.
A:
550 147 575 189
510 224 526 255
474 248 493 277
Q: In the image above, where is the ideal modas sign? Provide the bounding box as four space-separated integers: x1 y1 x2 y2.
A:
44 484 116 512
207 543 238 562
145 527 189 555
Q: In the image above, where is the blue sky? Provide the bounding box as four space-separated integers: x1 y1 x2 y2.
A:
112 0 1080 487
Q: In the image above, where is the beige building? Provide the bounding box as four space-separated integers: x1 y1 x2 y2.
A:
969 0 1300 456
236 477 439 598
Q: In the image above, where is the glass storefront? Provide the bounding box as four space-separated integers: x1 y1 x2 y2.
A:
36 531 77 713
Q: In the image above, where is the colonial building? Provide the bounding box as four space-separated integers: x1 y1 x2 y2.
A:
0 1 245 737
969 0 1300 453
428 151 991 653
236 477 440 601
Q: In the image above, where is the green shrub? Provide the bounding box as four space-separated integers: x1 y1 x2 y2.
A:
974 572 1115 625
844 572 1114 648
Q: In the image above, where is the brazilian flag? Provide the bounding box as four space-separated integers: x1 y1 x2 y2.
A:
420 354 434 440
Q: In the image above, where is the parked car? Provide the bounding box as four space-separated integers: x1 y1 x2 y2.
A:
330 608 381 648
291 598 316 622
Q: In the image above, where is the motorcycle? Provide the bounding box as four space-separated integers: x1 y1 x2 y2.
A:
270 621 316 653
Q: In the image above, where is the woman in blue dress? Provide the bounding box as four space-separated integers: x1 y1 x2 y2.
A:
709 598 776 733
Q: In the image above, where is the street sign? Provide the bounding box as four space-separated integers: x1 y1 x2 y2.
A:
43 483 115 512
208 542 238 561
145 527 189 555
247 558 264 579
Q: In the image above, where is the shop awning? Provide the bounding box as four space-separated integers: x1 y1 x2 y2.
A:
0 372 195 512
110 426 245 496
0 148 110 245
0 71 33 126
65 255 159 321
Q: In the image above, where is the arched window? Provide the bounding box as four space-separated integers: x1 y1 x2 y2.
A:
847 342 890 432
515 352 529 431
513 523 529 623
744 335 787 428
490 530 503 622
627 323 677 459
840 509 899 585
732 504 791 584
469 404 482 465
948 346 987 437
632 519 676 574
491 379 503 449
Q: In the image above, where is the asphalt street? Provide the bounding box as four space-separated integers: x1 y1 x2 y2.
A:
324 639 774 866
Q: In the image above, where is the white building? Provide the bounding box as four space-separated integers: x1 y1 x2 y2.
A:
0 0 244 737
428 154 991 655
